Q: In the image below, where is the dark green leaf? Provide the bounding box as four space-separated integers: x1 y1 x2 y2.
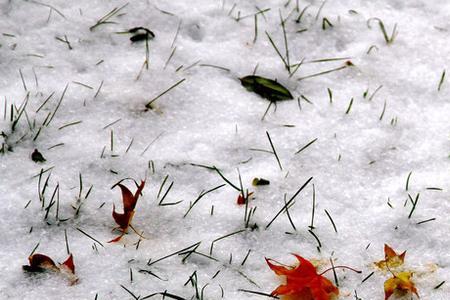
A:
240 75 293 101
252 178 270 186
130 33 152 42
128 27 155 42
31 149 46 163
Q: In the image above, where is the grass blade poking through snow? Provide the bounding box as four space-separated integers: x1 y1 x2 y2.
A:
89 3 129 31
266 177 313 229
183 184 225 218
145 79 186 109
438 70 446 91
367 18 398 44
295 138 317 155
209 229 246 255
266 131 283 171
146 242 201 266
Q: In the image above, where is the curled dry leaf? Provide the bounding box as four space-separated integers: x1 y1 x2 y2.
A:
384 271 419 300
23 253 59 272
23 253 78 284
375 244 406 270
266 254 339 300
109 180 146 243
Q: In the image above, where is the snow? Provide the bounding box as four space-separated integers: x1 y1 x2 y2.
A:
0 0 449 299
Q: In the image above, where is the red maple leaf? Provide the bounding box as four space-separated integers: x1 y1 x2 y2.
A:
109 180 145 243
266 254 339 300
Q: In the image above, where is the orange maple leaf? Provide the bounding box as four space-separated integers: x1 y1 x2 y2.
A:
375 244 406 270
266 254 339 300
384 271 419 299
109 180 145 243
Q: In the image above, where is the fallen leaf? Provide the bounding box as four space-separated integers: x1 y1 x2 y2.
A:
59 254 78 285
266 254 339 300
60 253 75 274
109 180 146 243
128 27 155 42
23 253 78 284
23 253 58 272
31 149 46 163
375 244 406 270
384 271 419 300
237 191 254 205
240 75 293 102
252 177 270 186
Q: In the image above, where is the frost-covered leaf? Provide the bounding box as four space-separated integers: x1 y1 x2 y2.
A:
266 254 339 300
240 75 293 102
384 271 418 300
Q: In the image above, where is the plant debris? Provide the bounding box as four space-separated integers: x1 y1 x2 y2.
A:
240 75 293 101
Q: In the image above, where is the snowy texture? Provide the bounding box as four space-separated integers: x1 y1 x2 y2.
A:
1 0 449 299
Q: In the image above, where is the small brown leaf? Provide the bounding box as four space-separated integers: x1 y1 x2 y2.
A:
23 253 58 272
110 180 146 242
24 253 79 284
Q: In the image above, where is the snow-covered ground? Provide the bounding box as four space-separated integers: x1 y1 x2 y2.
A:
1 0 449 299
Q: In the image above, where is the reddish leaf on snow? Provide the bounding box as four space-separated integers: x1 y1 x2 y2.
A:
23 253 78 284
266 254 339 300
109 180 145 243
60 253 75 274
23 253 59 272
375 244 406 270
59 254 78 284
236 192 254 205
384 271 419 300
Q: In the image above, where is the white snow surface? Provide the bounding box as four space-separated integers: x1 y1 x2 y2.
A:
0 0 449 299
